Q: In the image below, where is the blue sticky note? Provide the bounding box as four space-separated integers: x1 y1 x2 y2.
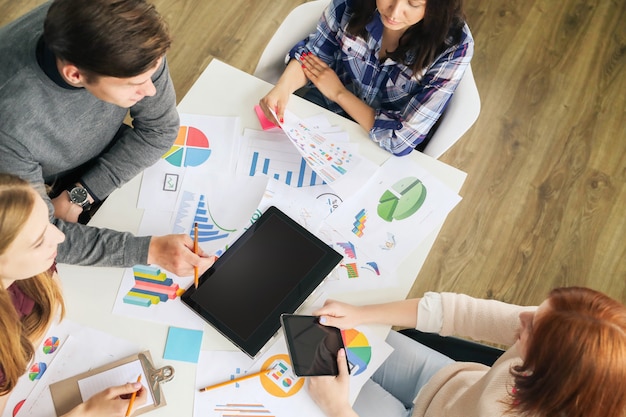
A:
163 327 203 363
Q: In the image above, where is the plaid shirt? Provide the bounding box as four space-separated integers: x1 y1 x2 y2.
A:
289 0 474 156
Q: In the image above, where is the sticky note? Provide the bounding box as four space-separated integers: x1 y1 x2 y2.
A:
254 104 280 130
163 327 203 363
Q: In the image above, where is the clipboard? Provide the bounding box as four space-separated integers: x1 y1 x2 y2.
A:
49 351 174 416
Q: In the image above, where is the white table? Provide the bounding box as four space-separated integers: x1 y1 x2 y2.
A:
57 59 466 416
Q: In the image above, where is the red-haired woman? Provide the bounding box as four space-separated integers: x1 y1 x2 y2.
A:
0 173 146 416
309 287 626 417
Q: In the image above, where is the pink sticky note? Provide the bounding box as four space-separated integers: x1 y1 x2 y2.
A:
254 105 280 130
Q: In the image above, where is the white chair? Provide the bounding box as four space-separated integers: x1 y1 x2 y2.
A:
253 0 330 85
422 64 480 158
253 0 480 159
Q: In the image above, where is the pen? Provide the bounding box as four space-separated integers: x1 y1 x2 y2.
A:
199 368 272 392
193 222 199 289
125 374 142 417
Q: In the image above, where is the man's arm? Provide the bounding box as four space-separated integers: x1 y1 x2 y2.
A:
54 218 151 267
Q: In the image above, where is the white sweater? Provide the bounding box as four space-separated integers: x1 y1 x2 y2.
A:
413 293 536 417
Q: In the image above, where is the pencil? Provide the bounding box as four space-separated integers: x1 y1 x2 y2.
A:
199 368 271 392
125 374 142 417
193 222 199 289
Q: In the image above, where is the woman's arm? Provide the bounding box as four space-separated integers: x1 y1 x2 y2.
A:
62 382 145 417
259 59 309 124
313 298 421 329
300 53 376 132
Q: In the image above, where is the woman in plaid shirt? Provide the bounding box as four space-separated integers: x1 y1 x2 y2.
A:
260 0 474 156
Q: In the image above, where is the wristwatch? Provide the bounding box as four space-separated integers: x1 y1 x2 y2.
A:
66 185 92 210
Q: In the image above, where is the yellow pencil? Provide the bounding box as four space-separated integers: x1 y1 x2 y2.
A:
125 374 142 417
193 222 199 289
199 368 271 392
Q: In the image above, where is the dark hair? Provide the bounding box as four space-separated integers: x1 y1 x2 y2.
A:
509 287 626 417
43 0 171 78
347 0 466 74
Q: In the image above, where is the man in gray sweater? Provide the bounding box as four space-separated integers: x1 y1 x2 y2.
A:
0 0 214 276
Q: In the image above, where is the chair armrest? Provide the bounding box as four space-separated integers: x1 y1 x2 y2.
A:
398 328 505 366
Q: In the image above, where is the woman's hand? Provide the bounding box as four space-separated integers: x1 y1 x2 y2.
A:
300 53 348 103
308 349 358 417
313 299 365 329
259 84 291 125
64 382 146 417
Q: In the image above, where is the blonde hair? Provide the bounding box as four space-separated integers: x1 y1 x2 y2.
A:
0 174 65 394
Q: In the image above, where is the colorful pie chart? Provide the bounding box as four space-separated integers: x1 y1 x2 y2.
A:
341 329 372 376
28 362 47 381
162 125 212 167
377 176 427 222
43 336 60 354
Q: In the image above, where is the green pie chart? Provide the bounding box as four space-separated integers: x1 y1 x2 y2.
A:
377 177 427 222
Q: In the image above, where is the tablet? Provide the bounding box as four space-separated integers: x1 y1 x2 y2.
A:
280 314 348 376
181 206 342 358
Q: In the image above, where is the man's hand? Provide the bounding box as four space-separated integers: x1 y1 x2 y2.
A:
51 192 83 223
147 234 217 276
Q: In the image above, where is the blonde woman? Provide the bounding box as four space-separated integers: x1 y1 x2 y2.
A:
0 173 145 416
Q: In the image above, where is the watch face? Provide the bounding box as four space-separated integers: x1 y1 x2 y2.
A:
69 187 88 205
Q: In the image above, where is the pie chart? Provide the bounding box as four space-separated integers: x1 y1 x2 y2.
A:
341 329 372 376
43 336 60 354
162 126 212 167
28 362 47 381
377 176 427 222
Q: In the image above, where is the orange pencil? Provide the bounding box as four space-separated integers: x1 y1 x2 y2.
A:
193 222 199 289
125 374 142 417
199 368 271 392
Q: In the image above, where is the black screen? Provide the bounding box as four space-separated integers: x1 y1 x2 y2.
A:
182 206 342 357
281 314 346 376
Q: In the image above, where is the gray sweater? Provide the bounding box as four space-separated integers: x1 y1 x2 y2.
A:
0 3 180 267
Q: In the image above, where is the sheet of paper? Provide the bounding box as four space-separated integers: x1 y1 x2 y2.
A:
194 323 393 417
112 264 205 330
169 172 267 255
8 321 139 417
77 360 154 409
137 114 241 211
324 156 462 272
276 109 364 185
236 129 327 187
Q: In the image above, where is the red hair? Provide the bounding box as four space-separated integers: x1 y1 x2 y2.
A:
510 287 626 417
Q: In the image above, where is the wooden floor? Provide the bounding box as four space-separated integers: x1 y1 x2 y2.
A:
2 0 624 307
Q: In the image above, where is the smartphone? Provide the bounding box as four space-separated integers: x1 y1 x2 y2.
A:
280 314 349 377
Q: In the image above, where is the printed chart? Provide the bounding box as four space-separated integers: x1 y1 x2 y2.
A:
43 337 60 354
172 191 234 243
122 265 184 308
377 177 427 222
28 363 47 381
213 403 274 417
259 354 304 398
237 130 325 188
162 125 212 167
341 329 372 376
279 110 361 185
